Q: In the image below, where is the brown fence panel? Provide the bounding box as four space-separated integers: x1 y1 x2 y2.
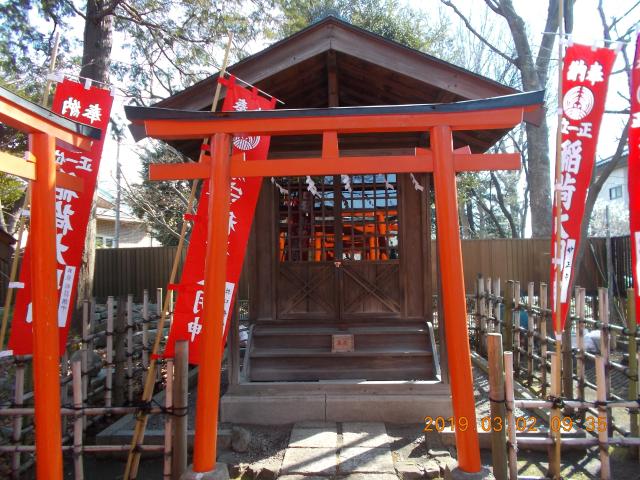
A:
93 246 251 302
431 237 611 295
93 246 185 302
92 237 627 303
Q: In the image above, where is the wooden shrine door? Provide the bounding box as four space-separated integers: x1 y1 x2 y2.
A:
276 174 401 321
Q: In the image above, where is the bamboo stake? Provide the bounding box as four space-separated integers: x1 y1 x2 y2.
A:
549 352 562 479
488 333 508 480
486 277 493 332
596 356 611 479
599 288 612 436
477 277 485 355
11 357 25 480
504 281 514 353
105 296 114 408
628 289 639 460
504 351 518 480
551 0 565 474
577 288 586 423
514 281 521 375
494 277 501 336
127 294 134 404
61 349 70 431
156 287 163 385
163 358 174 479
172 341 189 479
82 299 89 431
125 33 234 479
142 289 149 369
540 283 548 397
157 288 163 318
527 282 535 385
72 359 84 480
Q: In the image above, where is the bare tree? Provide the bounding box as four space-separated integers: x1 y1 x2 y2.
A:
442 0 574 237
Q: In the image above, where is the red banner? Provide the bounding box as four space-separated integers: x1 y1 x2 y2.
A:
550 43 616 332
163 76 276 364
8 78 114 355
630 32 640 324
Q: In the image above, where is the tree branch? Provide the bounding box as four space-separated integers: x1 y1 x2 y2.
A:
440 0 514 64
490 171 518 237
470 187 507 237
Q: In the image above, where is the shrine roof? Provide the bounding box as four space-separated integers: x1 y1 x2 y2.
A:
143 16 544 155
128 90 544 125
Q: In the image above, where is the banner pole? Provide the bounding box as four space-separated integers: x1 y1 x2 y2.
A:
551 0 565 478
0 32 61 351
123 32 234 480
41 31 61 107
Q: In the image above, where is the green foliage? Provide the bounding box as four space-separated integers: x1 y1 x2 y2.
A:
275 0 453 55
0 173 26 231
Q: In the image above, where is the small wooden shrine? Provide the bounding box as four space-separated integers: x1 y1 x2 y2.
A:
148 16 542 424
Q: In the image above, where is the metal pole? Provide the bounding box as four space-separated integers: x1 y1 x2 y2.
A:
431 124 481 473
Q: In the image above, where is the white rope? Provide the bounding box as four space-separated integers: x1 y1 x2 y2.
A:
270 177 289 195
341 174 352 193
409 173 424 192
305 176 319 197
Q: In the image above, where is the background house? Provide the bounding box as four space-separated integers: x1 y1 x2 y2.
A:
96 190 153 248
592 155 629 236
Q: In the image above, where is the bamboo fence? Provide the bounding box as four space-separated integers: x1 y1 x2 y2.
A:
0 289 184 479
470 275 639 479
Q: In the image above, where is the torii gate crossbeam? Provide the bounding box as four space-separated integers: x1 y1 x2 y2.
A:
125 89 544 476
0 85 100 480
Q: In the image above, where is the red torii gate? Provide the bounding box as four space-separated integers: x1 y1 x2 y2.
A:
0 86 100 480
126 90 544 477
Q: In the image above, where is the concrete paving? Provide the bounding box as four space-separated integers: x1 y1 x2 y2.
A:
281 421 399 478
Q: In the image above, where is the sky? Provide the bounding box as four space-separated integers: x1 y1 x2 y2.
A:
96 0 638 218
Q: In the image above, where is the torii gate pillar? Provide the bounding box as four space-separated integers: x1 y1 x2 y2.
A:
432 125 482 472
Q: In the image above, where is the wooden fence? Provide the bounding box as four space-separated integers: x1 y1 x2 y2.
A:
92 246 251 302
431 236 629 294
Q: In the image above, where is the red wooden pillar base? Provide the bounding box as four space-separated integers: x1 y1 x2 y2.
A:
431 125 481 473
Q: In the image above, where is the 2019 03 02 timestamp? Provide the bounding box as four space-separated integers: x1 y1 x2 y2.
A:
423 415 607 433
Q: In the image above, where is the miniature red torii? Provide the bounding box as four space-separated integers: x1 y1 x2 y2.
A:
0 85 101 480
126 90 544 476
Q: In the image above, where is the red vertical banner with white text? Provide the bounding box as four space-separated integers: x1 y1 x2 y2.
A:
8 78 114 355
550 43 616 332
629 32 640 324
163 76 276 364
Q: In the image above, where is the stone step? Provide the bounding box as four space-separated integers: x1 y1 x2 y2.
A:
252 324 431 351
249 363 433 382
221 391 453 424
250 347 432 357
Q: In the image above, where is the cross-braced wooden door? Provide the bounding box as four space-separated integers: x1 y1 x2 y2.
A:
276 174 401 321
